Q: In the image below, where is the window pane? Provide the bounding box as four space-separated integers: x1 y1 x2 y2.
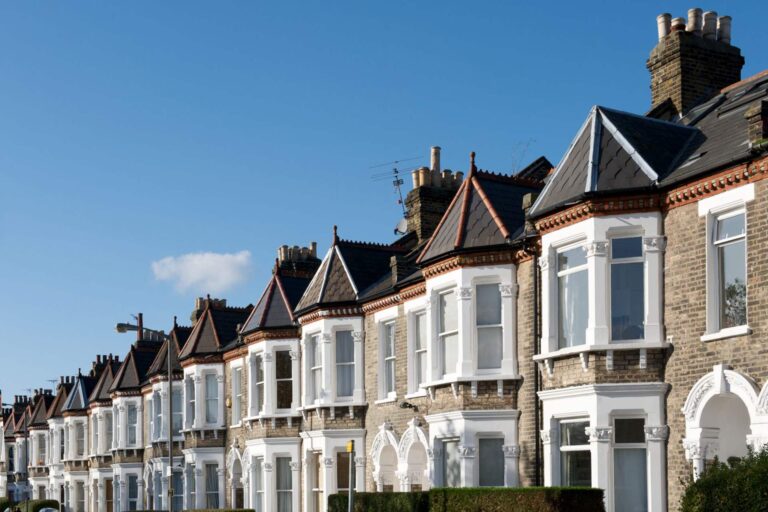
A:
612 237 642 259
277 381 293 409
558 269 588 348
336 331 354 363
439 291 458 333
476 284 502 325
384 323 395 358
205 463 219 508
276 457 292 512
561 422 590 446
716 213 745 241
337 365 354 397
611 261 645 341
417 351 427 386
337 452 350 491
276 351 292 379
478 439 504 486
477 327 502 369
385 359 395 393
441 332 458 376
561 451 591 487
312 335 322 365
205 374 218 423
415 313 427 350
442 440 460 487
614 449 647 512
615 418 645 444
558 246 586 271
720 240 747 328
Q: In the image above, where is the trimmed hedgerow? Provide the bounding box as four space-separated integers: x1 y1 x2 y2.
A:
680 449 768 512
328 487 604 512
328 492 429 512
13 501 60 512
183 510 255 512
0 498 12 512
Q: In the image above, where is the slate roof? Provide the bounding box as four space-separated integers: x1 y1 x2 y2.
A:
294 229 406 314
147 323 192 378
529 71 768 218
418 155 544 264
28 393 55 427
178 304 253 360
62 373 99 412
110 340 164 393
88 360 123 405
241 264 314 334
46 381 74 420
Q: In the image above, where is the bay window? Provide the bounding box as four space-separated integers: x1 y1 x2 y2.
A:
104 413 112 451
186 378 196 427
714 210 747 329
205 374 218 424
75 482 85 512
478 438 504 486
382 322 396 398
254 356 265 414
311 453 323 512
171 472 183 511
152 394 162 441
414 312 427 388
610 237 645 341
38 435 46 465
76 423 85 457
276 457 292 512
613 418 647 512
92 417 98 455
231 366 243 423
336 331 354 398
559 420 591 486
275 351 293 410
128 475 138 511
309 335 322 402
438 290 458 377
476 284 502 370
205 463 219 508
557 246 588 348
172 388 182 435
127 404 137 446
336 452 350 494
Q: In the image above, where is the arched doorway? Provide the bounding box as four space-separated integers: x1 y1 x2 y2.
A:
397 418 430 492
700 394 751 464
378 446 398 492
227 445 244 508
371 422 399 492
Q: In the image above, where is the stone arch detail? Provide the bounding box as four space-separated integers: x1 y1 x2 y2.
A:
370 421 399 491
396 418 430 491
226 443 243 480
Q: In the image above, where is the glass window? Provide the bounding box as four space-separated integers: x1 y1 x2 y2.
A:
231 367 242 423
38 434 47 464
383 322 396 396
337 452 350 493
91 417 98 456
414 312 427 387
336 331 355 398
559 420 591 487
75 481 85 512
611 237 645 341
311 453 323 512
439 290 459 377
309 335 322 402
478 438 504 486
253 457 264 512
186 378 196 428
152 394 162 441
105 478 113 512
558 246 588 348
442 439 460 487
276 350 293 410
476 284 503 369
276 457 292 512
614 418 647 512
153 471 162 510
714 211 747 328
254 355 265 413
127 405 138 446
172 388 182 436
205 374 218 424
186 465 196 508
171 472 183 511
76 423 85 457
205 463 219 508
127 475 138 511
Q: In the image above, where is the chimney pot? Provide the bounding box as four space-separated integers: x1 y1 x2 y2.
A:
702 11 717 40
310 241 317 258
430 146 441 173
717 15 732 45
687 8 703 36
441 170 453 187
657 13 672 40
671 17 686 32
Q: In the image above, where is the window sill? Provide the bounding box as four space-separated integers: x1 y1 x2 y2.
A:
405 390 428 399
424 373 521 388
533 341 670 362
700 325 752 342
298 401 367 412
374 397 397 405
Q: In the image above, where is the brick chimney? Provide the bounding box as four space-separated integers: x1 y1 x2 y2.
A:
405 146 464 244
647 9 744 116
275 242 321 278
190 296 228 323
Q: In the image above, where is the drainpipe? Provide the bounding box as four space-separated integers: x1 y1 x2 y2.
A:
532 249 541 487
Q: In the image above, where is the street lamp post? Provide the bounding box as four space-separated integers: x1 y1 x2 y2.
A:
115 314 173 512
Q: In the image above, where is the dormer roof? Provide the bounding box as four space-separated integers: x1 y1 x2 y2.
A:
46 381 74 420
29 393 55 427
147 323 192 377
62 373 98 412
88 360 122 405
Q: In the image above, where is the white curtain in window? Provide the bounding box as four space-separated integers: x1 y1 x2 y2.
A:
476 284 503 369
172 388 182 435
276 457 292 512
253 458 264 512
415 312 427 385
439 291 458 376
442 440 460 487
127 405 137 445
478 439 504 486
336 331 355 397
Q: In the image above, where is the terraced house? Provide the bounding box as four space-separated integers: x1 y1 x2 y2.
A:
2 7 768 512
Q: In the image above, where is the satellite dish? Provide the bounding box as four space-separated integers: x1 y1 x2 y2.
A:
394 218 408 235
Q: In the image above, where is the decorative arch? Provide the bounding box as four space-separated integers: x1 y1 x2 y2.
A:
396 418 430 491
226 443 243 480
370 422 399 491
682 364 766 479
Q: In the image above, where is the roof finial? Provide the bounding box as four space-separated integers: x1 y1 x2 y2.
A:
173 316 178 329
469 151 477 176
274 257 280 275
333 225 339 245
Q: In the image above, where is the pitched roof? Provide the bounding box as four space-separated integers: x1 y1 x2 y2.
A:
28 393 55 427
110 340 163 393
418 154 543 264
88 360 123 404
46 381 74 420
241 264 314 334
62 373 99 412
529 106 698 217
295 229 406 314
178 304 252 360
147 323 192 377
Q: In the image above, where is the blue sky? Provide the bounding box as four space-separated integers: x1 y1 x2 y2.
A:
0 1 764 401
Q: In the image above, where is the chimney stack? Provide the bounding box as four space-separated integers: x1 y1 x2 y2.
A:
647 8 743 116
746 100 768 149
430 146 441 173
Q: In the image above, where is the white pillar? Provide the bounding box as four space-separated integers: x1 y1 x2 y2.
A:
263 461 274 512
643 237 666 344
588 427 612 508
500 282 518 376
263 352 276 416
354 455 365 492
353 331 365 402
194 377 203 429
458 444 475 487
217 375 225 428
195 467 204 509
586 242 609 345
217 467 226 508
457 287 473 376
322 333 333 403
248 355 258 417
322 455 335 511
98 481 106 512
646 426 668 512
290 350 301 410
503 445 521 487
291 459 300 512
539 254 557 354
541 429 554 486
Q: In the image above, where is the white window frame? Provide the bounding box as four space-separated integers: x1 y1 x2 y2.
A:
437 288 458 379
253 354 265 415
334 329 355 400
253 456 264 512
474 280 504 373
558 418 591 487
475 434 505 487
274 349 294 412
204 373 219 425
608 235 645 343
612 415 648 512
127 404 138 447
440 437 460 488
556 242 588 349
275 456 292 512
185 377 196 429
308 334 322 404
699 184 754 342
231 365 243 426
374 307 399 403
383 321 396 398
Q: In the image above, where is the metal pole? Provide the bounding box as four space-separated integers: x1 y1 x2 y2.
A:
167 337 174 512
347 440 355 512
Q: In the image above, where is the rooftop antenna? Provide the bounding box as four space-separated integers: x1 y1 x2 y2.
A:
369 156 422 218
511 138 535 173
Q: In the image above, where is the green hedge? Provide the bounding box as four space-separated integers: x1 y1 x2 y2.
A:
328 492 429 512
14 501 60 512
183 509 255 512
681 449 768 512
0 498 12 512
328 488 605 512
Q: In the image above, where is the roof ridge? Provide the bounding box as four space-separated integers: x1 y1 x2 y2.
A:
476 169 544 188
597 105 698 130
337 238 408 251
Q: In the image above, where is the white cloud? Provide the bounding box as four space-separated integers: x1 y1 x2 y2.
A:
151 250 252 294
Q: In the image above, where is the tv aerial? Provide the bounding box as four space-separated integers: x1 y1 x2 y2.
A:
369 156 422 219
